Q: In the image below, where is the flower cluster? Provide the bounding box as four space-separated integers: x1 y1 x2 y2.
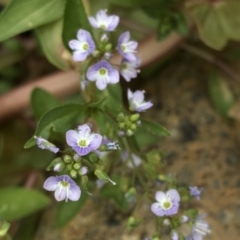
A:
68 9 140 90
36 123 118 202
150 186 209 240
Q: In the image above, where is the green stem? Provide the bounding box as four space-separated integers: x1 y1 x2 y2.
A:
122 137 149 193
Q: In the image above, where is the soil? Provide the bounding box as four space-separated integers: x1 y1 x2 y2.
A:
34 52 240 240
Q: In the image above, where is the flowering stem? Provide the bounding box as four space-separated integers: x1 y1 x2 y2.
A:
122 137 149 193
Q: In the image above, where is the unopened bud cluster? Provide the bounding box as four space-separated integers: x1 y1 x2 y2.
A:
117 112 141 136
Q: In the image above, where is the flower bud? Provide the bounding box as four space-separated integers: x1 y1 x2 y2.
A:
130 113 140 122
63 155 72 163
130 123 137 130
46 157 63 171
73 154 81 162
105 43 112 52
94 169 116 185
79 166 88 176
66 163 72 171
73 162 81 170
117 112 125 122
180 215 189 223
119 122 125 130
104 52 111 60
53 162 65 172
92 49 100 57
70 169 77 178
163 219 170 226
100 33 108 43
126 129 134 136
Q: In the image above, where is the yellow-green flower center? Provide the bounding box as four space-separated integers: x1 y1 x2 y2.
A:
121 45 126 51
163 201 171 209
99 68 107 75
79 139 87 147
60 181 69 187
83 43 89 51
100 24 106 30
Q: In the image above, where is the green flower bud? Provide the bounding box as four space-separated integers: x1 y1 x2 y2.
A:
89 154 99 163
105 43 112 51
73 162 81 170
94 169 116 185
126 129 134 136
70 169 77 178
66 163 72 171
63 155 72 163
117 112 125 122
130 113 140 122
130 123 137 130
119 122 125 130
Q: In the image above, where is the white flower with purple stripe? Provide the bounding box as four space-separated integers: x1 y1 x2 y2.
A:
68 29 95 62
186 214 210 240
151 189 180 217
66 124 102 156
35 136 59 153
128 89 153 112
120 58 141 82
189 186 203 200
86 60 119 90
43 175 81 202
117 31 138 61
88 9 119 31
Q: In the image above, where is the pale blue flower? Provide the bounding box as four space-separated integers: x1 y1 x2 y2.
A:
127 89 153 112
69 29 95 61
35 136 59 153
186 214 210 240
189 186 203 200
117 31 138 61
43 175 81 202
171 231 179 240
66 124 102 156
151 189 180 217
88 9 119 31
120 58 141 82
86 60 119 90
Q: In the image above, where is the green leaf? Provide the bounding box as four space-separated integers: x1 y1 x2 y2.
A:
0 0 66 42
35 19 70 70
172 12 189 36
157 14 173 40
31 88 60 120
55 190 88 227
208 73 235 118
105 84 123 113
62 0 92 50
140 118 170 137
24 104 87 149
0 187 51 221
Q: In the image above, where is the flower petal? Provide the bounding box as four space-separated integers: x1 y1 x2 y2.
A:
72 51 88 61
88 133 103 150
88 16 98 28
77 124 91 139
155 191 166 202
43 176 59 191
166 189 181 203
66 130 79 147
54 186 67 201
151 202 166 217
109 68 119 84
68 185 81 201
68 40 82 50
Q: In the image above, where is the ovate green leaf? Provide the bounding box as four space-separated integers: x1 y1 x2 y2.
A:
31 88 60 120
24 104 87 148
62 0 92 50
35 19 70 70
0 0 66 42
0 187 51 221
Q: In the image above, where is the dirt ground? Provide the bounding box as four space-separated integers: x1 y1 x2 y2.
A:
34 52 240 240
